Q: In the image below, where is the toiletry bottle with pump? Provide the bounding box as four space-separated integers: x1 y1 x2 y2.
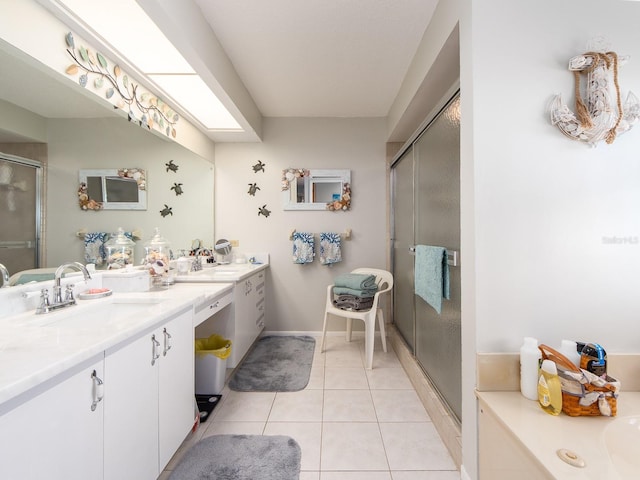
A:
559 340 581 368
520 337 542 401
538 359 562 416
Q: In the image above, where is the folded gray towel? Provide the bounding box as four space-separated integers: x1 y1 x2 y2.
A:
333 294 374 311
333 273 377 290
333 286 377 298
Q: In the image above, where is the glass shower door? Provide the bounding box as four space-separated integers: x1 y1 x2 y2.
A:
0 154 42 276
414 94 461 421
392 146 415 350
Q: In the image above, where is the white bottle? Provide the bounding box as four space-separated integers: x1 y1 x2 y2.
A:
559 339 581 368
520 337 542 400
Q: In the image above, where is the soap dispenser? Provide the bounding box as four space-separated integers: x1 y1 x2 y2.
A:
538 359 562 416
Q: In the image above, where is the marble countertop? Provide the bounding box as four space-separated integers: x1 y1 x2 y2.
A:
477 390 640 479
173 262 268 283
0 282 233 408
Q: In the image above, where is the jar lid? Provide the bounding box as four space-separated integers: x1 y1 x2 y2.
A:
145 227 170 248
105 227 135 247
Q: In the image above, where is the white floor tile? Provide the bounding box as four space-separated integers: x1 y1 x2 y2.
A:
321 422 389 471
371 389 431 422
323 389 376 422
306 365 326 389
264 422 322 471
269 390 324 422
211 391 275 422
322 472 392 480
325 343 364 367
324 366 369 389
201 421 265 436
391 472 461 480
380 422 457 471
366 367 413 390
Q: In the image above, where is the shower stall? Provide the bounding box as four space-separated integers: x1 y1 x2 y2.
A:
391 90 461 422
0 152 43 275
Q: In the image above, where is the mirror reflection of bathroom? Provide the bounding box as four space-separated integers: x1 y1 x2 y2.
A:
283 168 350 210
214 239 232 264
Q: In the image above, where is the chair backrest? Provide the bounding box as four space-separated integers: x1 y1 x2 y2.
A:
350 268 393 294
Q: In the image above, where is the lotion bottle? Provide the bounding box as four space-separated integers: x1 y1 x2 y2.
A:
538 359 562 416
520 337 541 400
559 339 581 368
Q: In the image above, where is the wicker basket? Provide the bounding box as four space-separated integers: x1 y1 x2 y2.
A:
538 344 619 417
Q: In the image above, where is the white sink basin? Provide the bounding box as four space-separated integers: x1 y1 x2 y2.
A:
604 415 640 478
12 297 165 329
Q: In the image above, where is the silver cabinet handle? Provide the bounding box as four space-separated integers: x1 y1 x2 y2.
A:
163 328 172 356
90 370 104 412
209 301 220 310
151 334 161 365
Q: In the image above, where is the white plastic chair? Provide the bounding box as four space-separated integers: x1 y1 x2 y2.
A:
320 268 394 369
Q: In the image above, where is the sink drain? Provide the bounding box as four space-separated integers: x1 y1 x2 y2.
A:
557 448 586 468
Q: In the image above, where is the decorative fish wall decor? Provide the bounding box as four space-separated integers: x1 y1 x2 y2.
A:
551 46 640 146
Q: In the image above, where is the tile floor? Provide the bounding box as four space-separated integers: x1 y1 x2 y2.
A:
160 335 459 480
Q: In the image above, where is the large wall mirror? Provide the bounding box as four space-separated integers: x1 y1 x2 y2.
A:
78 168 147 210
282 168 351 211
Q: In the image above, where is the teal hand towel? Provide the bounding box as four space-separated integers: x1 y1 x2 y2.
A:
333 273 376 290
332 286 377 298
414 245 450 314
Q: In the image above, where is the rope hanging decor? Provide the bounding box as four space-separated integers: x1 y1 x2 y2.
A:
550 47 640 147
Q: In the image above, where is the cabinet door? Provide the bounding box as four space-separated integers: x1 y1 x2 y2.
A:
254 270 266 330
104 332 159 480
158 310 195 470
0 356 104 480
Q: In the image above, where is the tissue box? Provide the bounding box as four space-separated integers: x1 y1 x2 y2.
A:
101 268 150 292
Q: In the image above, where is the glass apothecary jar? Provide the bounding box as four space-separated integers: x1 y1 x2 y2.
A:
105 227 135 269
143 227 171 288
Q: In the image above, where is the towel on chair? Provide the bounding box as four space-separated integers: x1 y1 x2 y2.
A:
414 245 450 314
292 232 315 264
320 232 342 265
333 273 377 290
333 286 377 298
333 294 374 311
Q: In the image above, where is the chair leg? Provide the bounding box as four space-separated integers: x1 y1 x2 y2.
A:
377 309 387 353
364 319 375 369
345 318 353 342
321 311 329 353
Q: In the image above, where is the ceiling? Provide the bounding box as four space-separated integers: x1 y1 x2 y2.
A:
0 0 439 143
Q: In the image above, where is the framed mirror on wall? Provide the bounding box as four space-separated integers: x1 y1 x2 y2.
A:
78 168 147 210
282 168 351 211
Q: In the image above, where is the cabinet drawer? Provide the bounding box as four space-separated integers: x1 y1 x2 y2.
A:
194 292 233 326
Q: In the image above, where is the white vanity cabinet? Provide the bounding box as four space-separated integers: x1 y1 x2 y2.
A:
104 307 194 480
0 355 105 480
231 269 266 366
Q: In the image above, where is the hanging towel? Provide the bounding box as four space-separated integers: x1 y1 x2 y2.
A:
84 232 108 266
292 232 315 264
333 273 377 290
414 245 450 314
320 232 342 265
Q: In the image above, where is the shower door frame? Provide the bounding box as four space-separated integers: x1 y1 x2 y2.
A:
0 151 44 271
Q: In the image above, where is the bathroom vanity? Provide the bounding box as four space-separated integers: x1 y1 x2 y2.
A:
0 281 233 480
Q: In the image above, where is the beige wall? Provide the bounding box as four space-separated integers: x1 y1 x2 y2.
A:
214 117 388 333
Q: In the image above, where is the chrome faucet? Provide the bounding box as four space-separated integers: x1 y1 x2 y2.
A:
0 263 9 288
36 262 91 314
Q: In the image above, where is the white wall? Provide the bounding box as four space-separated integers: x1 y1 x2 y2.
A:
461 0 640 477
214 117 388 332
45 117 214 266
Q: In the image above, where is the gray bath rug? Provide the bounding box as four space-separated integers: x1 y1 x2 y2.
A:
168 434 301 480
229 336 315 392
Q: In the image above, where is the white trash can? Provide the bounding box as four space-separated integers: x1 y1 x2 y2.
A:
195 334 232 395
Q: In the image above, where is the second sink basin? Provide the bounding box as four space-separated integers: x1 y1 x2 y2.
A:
604 415 640 478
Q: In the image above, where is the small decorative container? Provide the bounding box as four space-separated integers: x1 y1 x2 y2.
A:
143 227 171 289
105 227 135 269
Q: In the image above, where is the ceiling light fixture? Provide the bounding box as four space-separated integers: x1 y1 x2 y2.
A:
54 0 242 131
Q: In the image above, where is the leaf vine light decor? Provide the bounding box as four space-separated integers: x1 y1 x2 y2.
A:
64 32 179 138
550 42 640 146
